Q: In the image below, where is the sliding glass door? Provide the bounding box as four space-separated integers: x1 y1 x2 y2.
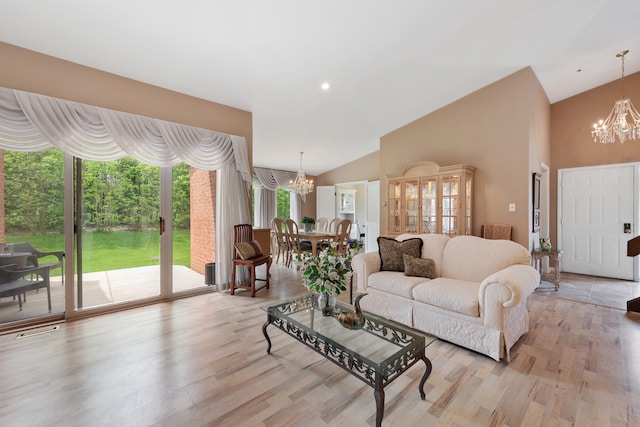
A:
0 148 65 325
75 157 161 309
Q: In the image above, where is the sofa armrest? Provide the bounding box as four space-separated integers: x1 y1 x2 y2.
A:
478 264 540 327
351 252 381 292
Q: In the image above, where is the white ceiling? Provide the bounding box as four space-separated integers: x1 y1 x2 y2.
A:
1 0 639 175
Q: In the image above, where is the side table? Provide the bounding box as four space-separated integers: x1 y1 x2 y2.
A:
532 248 562 290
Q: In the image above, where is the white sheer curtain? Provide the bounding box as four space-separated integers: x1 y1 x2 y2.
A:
0 86 251 291
290 193 301 222
254 186 276 229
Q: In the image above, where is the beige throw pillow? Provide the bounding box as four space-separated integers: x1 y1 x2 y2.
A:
403 254 436 279
235 240 264 260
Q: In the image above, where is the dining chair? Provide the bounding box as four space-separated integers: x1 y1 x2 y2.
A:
333 219 352 254
271 217 289 266
315 217 328 232
231 224 271 297
328 217 340 233
285 219 313 265
321 218 352 254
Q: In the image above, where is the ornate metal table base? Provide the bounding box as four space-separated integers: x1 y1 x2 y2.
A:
262 296 436 427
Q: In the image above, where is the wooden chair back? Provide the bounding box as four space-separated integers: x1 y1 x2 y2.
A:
316 217 328 231
333 219 352 254
233 224 254 259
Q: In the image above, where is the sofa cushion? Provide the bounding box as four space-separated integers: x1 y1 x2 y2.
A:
397 233 449 277
403 254 436 279
441 235 531 282
413 278 480 317
368 271 428 299
377 237 423 271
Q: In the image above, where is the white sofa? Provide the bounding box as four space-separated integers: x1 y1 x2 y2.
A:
351 234 540 361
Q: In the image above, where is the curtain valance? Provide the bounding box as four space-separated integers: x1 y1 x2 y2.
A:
253 166 297 191
0 86 248 176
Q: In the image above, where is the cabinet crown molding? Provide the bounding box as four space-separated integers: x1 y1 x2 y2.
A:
386 161 475 180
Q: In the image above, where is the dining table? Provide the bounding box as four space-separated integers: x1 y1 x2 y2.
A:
297 231 332 255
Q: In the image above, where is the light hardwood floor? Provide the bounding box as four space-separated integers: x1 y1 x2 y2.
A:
0 264 638 426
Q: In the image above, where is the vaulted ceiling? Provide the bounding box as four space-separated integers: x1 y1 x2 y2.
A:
2 0 639 174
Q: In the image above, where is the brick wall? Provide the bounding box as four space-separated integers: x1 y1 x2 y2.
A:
190 168 216 275
0 150 4 243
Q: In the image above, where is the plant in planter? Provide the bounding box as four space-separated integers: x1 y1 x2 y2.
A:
301 216 316 232
301 242 353 316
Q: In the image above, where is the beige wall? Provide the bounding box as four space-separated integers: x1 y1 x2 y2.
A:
0 42 252 142
379 68 549 247
317 151 380 186
550 71 640 246
317 68 550 248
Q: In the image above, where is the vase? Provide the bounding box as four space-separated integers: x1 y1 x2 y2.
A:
333 293 367 330
317 292 336 316
304 223 312 232
540 238 552 251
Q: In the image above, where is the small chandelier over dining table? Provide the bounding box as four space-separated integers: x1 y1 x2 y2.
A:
289 151 314 195
592 49 640 144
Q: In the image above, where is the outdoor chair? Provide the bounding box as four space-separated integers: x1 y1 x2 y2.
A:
0 265 51 312
231 224 271 297
10 242 64 284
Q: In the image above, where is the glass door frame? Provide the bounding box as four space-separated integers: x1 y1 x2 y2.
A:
63 156 176 320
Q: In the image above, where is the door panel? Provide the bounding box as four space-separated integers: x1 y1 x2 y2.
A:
560 165 634 280
316 185 335 221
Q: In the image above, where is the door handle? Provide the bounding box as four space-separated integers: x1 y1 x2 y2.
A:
159 216 165 235
624 223 631 234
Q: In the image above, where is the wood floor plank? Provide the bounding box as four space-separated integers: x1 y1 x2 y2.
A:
0 264 638 426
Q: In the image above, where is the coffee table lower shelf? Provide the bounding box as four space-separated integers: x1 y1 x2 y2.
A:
262 295 436 427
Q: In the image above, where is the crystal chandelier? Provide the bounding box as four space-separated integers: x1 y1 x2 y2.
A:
289 151 314 195
592 50 640 144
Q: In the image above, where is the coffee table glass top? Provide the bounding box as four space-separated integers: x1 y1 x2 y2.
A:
262 293 437 378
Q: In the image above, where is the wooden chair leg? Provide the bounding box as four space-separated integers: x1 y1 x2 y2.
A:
250 265 256 297
231 263 236 295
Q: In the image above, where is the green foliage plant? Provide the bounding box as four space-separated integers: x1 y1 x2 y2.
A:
301 216 315 225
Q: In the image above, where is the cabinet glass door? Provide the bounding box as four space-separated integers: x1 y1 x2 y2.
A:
388 181 402 233
465 174 473 235
404 179 419 233
441 176 459 235
420 178 437 233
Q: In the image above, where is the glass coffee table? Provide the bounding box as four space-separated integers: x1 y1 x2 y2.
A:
262 294 437 427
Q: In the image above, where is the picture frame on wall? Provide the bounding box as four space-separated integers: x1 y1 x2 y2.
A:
532 172 541 232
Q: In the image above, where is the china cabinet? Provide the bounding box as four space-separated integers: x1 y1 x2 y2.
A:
386 161 474 237
338 189 356 214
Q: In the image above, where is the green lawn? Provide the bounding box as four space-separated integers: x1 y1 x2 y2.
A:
5 229 191 274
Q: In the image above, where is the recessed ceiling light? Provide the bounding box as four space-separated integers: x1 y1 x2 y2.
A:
321 82 331 91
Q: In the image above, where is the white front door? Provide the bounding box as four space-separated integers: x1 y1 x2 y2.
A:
559 164 635 280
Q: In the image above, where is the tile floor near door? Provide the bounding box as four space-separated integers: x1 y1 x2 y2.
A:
534 271 640 310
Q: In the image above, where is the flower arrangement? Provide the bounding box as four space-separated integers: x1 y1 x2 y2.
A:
301 242 354 295
347 238 364 253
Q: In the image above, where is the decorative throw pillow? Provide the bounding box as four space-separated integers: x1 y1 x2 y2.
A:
377 237 423 271
403 254 437 279
235 240 264 260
